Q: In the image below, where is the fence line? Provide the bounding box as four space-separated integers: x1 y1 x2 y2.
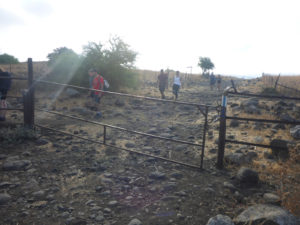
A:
217 88 300 168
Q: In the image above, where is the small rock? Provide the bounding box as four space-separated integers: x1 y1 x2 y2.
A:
2 160 31 171
263 193 280 204
230 120 240 127
128 218 142 225
108 200 118 206
149 171 166 180
290 125 300 139
125 142 136 148
0 193 11 205
65 88 80 97
206 214 234 225
115 99 125 107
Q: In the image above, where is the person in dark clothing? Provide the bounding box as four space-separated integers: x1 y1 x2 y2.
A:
157 69 168 99
0 67 12 121
210 73 216 91
217 75 222 91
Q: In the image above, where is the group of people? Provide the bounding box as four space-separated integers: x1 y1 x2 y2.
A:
157 69 181 100
0 67 12 122
209 73 222 91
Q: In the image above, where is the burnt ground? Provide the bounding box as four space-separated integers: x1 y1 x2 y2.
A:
0 81 282 225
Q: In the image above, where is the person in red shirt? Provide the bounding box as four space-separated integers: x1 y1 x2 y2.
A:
88 69 104 103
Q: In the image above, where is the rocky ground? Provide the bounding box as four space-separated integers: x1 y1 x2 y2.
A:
0 78 300 225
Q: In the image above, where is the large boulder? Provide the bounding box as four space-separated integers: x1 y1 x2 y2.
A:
290 125 300 139
236 167 259 186
128 218 142 225
234 204 300 225
270 139 289 159
206 214 234 225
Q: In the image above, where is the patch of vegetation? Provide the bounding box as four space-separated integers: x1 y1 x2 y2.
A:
46 36 139 91
0 53 19 64
260 87 279 95
0 126 37 145
198 57 214 77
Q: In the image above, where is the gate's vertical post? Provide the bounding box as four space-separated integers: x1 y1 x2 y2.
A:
24 58 34 128
274 74 280 90
200 106 208 169
103 125 106 145
217 92 228 169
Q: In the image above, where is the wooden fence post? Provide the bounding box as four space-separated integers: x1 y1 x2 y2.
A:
274 74 280 89
23 58 34 128
217 93 227 169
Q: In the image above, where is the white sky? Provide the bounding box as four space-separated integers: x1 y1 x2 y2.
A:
1 0 300 76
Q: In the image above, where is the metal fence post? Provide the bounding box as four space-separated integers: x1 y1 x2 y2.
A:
24 58 34 128
200 106 208 169
217 92 228 169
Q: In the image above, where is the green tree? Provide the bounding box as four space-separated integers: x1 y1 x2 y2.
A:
0 53 19 64
198 57 214 75
72 36 139 90
46 47 81 83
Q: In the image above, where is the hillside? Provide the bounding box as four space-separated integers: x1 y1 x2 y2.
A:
0 62 300 225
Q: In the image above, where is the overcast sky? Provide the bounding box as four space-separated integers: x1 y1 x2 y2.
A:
1 0 300 76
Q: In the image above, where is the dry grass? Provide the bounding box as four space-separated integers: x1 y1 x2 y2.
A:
262 74 300 96
256 145 300 216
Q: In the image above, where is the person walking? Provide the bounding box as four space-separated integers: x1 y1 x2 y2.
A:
0 67 12 122
217 75 222 91
172 71 181 100
210 72 216 91
88 68 104 103
157 69 168 99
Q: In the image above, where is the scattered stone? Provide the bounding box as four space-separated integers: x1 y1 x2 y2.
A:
32 190 45 199
234 204 300 225
236 167 259 186
128 218 142 225
263 193 280 204
280 113 295 122
229 120 239 127
2 160 31 171
290 125 300 139
206 214 234 225
270 139 289 159
108 200 118 206
0 193 11 205
36 139 49 146
149 171 166 180
65 88 80 97
254 136 264 143
223 182 237 192
115 99 125 107
125 142 136 148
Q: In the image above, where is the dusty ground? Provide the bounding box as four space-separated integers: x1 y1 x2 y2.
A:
0 78 299 225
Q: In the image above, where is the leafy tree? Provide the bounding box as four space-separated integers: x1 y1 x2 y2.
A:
72 36 139 90
46 47 81 83
0 53 19 64
198 57 214 75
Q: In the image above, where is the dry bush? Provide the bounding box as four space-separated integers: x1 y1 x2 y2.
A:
258 145 300 216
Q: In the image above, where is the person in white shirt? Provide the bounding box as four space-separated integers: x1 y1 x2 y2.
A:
172 71 181 100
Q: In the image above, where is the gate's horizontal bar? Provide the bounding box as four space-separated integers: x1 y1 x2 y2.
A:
35 79 216 109
227 91 300 101
0 108 23 111
0 76 27 80
35 124 201 169
225 139 286 149
226 116 300 125
36 108 203 147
